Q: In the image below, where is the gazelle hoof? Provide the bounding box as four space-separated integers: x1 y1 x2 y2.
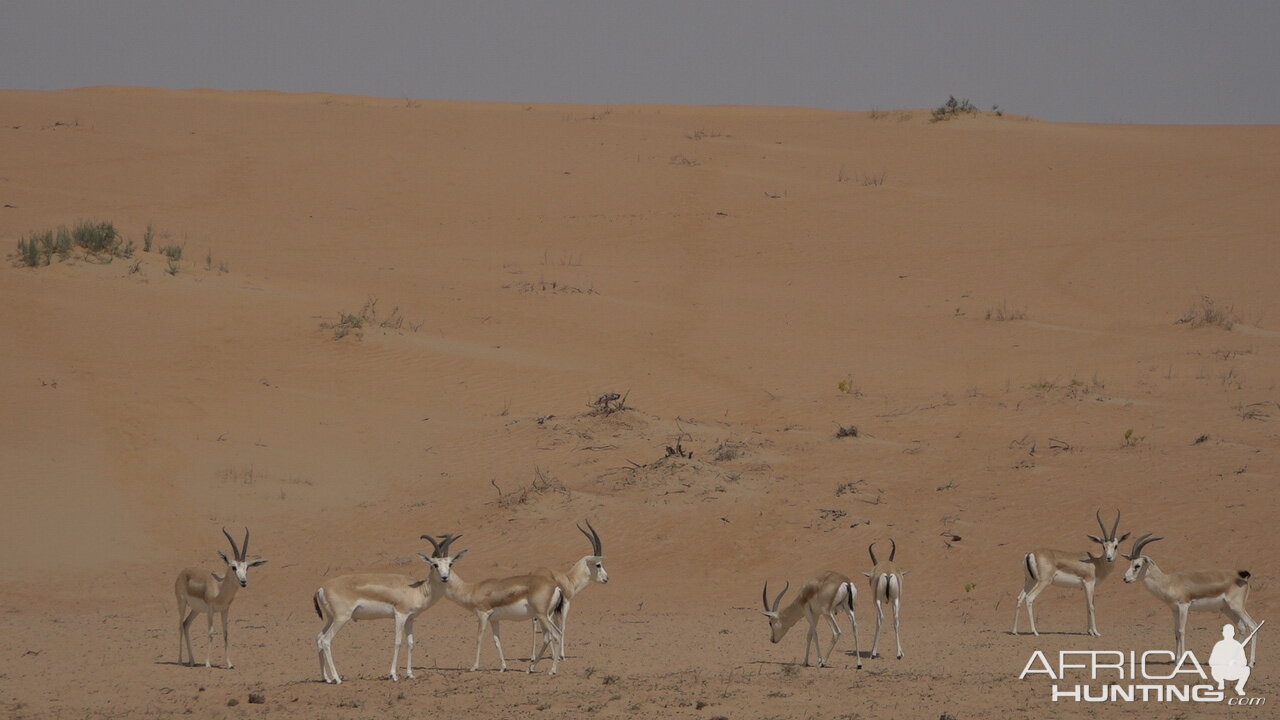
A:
896 654 903 660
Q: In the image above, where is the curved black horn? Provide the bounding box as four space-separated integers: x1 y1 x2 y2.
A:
439 533 461 556
772 581 790 612
1095 509 1108 537
222 527 241 560
241 527 250 561
578 521 602 555
868 542 879 566
587 519 602 555
889 538 897 562
1110 510 1121 539
1127 533 1163 559
762 581 771 612
420 534 443 557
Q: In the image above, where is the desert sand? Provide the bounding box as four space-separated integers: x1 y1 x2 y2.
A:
1 87 1276 718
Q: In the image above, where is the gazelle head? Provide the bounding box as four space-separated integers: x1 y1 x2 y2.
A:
578 520 608 584
217 527 267 587
1085 509 1130 562
761 581 790 642
418 533 468 583
1122 533 1163 583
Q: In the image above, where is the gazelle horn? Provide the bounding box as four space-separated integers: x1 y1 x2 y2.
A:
222 527 242 561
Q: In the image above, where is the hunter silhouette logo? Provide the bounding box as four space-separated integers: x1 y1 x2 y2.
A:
1018 620 1265 704
1211 621 1263 697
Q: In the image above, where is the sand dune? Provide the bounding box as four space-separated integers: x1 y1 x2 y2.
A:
1 87 1276 717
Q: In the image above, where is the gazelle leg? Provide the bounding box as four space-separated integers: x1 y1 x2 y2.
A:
821 612 841 666
180 608 198 666
1174 605 1189 659
318 613 350 684
221 610 233 669
316 617 333 683
846 607 863 669
1083 580 1100 637
530 618 541 664
558 601 571 658
204 611 215 668
1022 577 1053 637
472 613 491 671
390 612 407 681
404 615 417 679
892 596 903 659
492 620 508 672
871 600 884 658
1227 604 1260 667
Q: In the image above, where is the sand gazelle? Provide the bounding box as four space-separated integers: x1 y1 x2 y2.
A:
1012 509 1130 637
421 537 566 675
864 539 907 659
1122 533 1261 666
530 520 609 660
760 572 862 668
174 527 268 669
312 533 461 684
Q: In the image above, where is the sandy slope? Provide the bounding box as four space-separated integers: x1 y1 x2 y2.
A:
1 87 1277 718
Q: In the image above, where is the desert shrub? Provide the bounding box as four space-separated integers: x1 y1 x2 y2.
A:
72 220 120 254
930 96 978 123
1176 296 1239 330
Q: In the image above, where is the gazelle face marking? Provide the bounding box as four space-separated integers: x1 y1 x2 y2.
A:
419 550 467 582
1085 509 1129 562
589 556 609 584
217 527 267 587
1123 556 1148 583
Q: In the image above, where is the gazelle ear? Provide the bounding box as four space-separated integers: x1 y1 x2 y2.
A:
409 579 428 588
453 548 469 561
417 552 433 562
863 571 874 577
1086 534 1103 544
218 550 231 564
899 570 910 576
248 558 268 567
1118 532 1131 541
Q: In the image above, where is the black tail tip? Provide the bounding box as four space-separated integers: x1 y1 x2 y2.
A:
1238 570 1251 581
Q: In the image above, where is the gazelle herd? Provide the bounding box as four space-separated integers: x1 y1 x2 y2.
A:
173 509 1261 681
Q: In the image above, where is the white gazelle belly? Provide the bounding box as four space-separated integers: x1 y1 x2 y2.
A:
489 599 533 620
1051 572 1086 589
1188 596 1226 611
351 600 397 620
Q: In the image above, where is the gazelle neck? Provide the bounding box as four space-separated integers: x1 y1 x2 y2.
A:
1091 556 1118 581
776 598 807 635
563 557 593 595
212 569 242 605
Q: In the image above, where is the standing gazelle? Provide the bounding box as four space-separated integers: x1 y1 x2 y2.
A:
864 539 907 659
760 572 862 668
175 527 268 669
312 533 460 684
421 536 566 675
530 520 609 660
1123 533 1260 666
1012 510 1129 637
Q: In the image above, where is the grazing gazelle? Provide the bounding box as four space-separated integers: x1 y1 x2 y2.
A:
864 539 907 659
530 520 609 660
1012 509 1129 637
760 572 862 668
1123 533 1261 666
313 533 460 683
175 527 268 669
420 537 566 675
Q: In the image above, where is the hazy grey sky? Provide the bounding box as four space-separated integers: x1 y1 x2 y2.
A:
2 1 1277 124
